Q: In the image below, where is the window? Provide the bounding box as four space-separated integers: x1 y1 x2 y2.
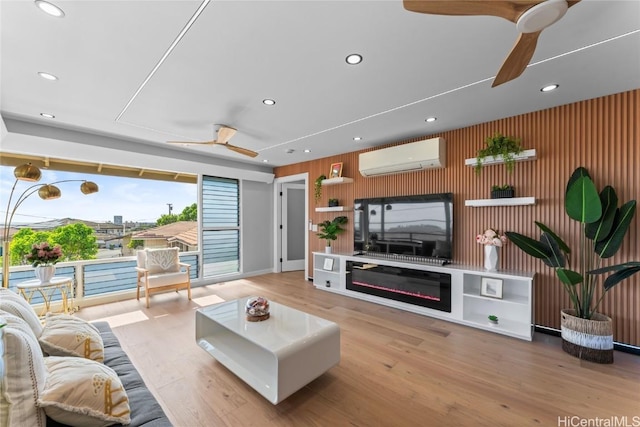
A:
201 176 239 277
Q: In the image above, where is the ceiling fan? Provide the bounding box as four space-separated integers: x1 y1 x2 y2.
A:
168 125 258 158
403 0 581 87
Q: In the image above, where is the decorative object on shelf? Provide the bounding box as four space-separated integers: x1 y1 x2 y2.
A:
329 162 343 178
328 198 339 207
314 174 326 204
2 163 99 288
481 277 503 299
488 315 499 325
506 166 640 364
323 258 334 271
245 296 270 322
476 228 507 271
475 132 523 175
491 184 515 199
317 216 348 254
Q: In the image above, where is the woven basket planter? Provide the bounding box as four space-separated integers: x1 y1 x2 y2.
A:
560 309 613 364
490 189 515 199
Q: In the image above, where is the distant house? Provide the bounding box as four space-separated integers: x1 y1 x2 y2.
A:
131 221 198 251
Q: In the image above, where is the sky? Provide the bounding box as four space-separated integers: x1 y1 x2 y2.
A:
1 165 197 225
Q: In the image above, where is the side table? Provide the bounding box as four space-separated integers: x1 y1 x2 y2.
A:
16 276 75 317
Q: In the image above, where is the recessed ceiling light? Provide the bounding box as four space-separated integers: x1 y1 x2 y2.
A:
346 54 363 65
425 117 437 123
38 72 58 81
263 99 276 106
40 113 55 119
541 84 559 92
262 159 268 163
353 137 362 141
304 149 311 153
34 0 65 17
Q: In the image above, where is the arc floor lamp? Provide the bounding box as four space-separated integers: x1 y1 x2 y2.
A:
2 163 99 288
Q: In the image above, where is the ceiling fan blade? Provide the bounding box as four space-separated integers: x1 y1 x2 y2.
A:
216 126 237 144
567 0 581 8
167 140 215 145
224 143 258 158
403 0 542 23
491 30 541 87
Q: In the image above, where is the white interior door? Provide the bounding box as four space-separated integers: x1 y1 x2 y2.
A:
281 183 305 271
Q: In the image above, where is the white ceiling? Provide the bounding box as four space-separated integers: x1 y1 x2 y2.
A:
1 0 639 169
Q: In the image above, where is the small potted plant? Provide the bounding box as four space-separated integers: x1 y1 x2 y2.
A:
328 198 339 207
314 174 326 203
317 216 348 253
491 184 515 199
475 132 523 175
488 315 499 325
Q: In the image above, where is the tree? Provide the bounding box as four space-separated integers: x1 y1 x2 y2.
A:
156 214 178 226
49 223 98 261
128 239 143 249
178 203 197 221
9 228 51 265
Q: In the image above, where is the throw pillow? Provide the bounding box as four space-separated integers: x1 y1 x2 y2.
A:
39 313 104 362
0 288 44 336
0 313 47 427
37 356 131 427
145 247 180 274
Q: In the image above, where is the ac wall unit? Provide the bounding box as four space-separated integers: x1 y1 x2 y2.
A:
359 137 446 177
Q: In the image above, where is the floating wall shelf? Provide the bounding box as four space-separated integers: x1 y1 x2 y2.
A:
464 149 537 167
465 197 536 207
315 206 353 212
321 177 353 185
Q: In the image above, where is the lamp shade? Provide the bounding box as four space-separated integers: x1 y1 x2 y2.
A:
14 163 42 182
80 181 99 194
38 184 61 200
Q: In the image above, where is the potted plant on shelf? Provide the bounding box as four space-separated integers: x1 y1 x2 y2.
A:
328 198 339 207
314 174 326 204
488 315 499 325
506 166 640 364
491 184 514 199
475 132 523 175
317 216 348 253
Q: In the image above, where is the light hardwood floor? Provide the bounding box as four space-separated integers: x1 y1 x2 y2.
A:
77 272 640 427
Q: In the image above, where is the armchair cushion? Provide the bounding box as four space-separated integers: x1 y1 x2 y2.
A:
138 271 189 288
139 248 180 274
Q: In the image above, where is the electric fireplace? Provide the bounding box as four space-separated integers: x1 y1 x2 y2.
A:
347 261 451 312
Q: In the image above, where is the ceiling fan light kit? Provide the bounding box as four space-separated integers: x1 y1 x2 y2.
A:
403 0 579 87
167 125 258 158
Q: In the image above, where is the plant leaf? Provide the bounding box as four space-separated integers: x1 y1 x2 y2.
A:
565 175 602 223
595 200 637 258
535 221 570 254
601 266 640 291
556 268 583 286
565 167 590 197
588 261 640 274
505 232 553 260
585 186 617 241
540 232 566 268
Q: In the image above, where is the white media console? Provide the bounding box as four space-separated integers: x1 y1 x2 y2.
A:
313 252 535 341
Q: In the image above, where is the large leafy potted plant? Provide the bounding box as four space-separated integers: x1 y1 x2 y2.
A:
506 167 639 363
317 216 348 253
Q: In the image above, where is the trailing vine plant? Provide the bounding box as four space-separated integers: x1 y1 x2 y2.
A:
475 132 523 175
314 174 326 203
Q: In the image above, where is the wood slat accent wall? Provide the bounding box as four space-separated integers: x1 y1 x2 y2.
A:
275 89 640 346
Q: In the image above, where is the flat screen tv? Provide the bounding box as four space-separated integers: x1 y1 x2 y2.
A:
353 193 453 261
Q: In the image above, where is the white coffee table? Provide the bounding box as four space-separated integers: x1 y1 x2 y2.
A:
195 298 340 404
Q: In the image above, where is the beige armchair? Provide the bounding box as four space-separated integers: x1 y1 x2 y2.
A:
135 247 192 308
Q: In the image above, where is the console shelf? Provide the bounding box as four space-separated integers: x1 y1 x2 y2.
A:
464 149 537 167
312 252 534 341
321 177 353 185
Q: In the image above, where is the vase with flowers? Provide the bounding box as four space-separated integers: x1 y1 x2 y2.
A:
26 241 62 283
476 228 507 271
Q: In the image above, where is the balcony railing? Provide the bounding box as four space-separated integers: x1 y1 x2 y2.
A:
1 252 199 308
